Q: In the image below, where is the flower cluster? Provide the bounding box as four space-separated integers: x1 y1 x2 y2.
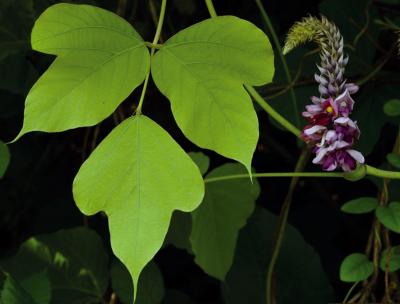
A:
299 17 364 171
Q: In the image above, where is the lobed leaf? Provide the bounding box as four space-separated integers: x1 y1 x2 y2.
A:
151 16 274 172
15 4 150 139
73 115 204 300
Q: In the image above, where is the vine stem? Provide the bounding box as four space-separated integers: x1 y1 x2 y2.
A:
245 85 301 137
254 0 300 129
136 0 167 114
204 165 400 183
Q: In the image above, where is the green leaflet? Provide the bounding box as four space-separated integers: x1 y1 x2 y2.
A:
151 16 274 172
73 115 204 300
340 253 373 282
1 228 108 304
375 202 400 233
379 246 400 273
15 3 149 139
384 99 400 117
340 197 378 214
190 163 260 280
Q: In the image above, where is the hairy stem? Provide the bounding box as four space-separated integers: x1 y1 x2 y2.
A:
136 0 167 114
254 0 300 129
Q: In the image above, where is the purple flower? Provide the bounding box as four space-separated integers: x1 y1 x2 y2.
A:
312 145 364 172
334 90 355 117
311 117 364 171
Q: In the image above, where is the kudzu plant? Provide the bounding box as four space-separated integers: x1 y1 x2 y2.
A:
9 0 400 303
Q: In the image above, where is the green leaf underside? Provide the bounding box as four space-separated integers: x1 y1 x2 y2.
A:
376 202 400 233
73 115 204 300
111 260 164 304
341 197 378 214
151 16 275 172
380 246 400 273
190 163 260 280
1 228 108 304
340 253 374 282
0 141 10 178
15 3 149 140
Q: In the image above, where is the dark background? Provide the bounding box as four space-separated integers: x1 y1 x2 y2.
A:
1 0 400 303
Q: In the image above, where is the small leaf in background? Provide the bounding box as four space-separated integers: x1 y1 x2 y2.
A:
387 153 400 169
223 208 334 304
73 115 204 300
379 246 400 273
383 99 400 117
111 260 165 304
340 253 374 282
1 227 109 304
0 272 36 304
16 4 150 139
0 141 10 178
151 16 274 172
340 197 378 214
190 163 260 280
188 152 210 176
376 202 400 233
